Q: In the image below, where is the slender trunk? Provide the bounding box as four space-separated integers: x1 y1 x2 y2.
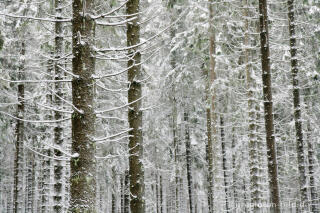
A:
124 170 130 213
305 89 319 213
205 70 214 213
207 0 216 211
307 122 319 212
13 42 25 213
156 174 159 213
127 0 144 212
231 128 238 209
220 115 229 212
121 175 124 213
258 0 281 211
184 112 193 213
172 97 180 213
287 0 308 210
41 148 52 213
53 0 64 212
26 144 35 213
70 0 96 211
160 175 163 213
112 193 116 213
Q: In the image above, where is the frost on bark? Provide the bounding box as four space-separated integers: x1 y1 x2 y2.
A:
53 0 65 212
258 0 280 211
126 0 144 212
13 42 25 213
287 0 308 210
70 0 96 211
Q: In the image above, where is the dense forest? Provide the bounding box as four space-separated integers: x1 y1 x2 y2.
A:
0 0 319 212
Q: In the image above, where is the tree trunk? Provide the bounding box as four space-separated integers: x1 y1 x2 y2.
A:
126 0 144 212
13 42 25 213
258 0 281 211
305 89 319 213
287 0 308 210
242 0 265 210
70 0 96 211
160 175 163 213
231 128 238 209
53 0 64 212
220 115 230 212
184 112 193 213
41 148 52 213
26 141 35 213
207 0 216 212
124 170 130 213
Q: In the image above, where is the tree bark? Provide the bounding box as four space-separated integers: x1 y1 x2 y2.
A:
258 0 280 211
287 0 308 210
13 42 25 213
127 0 144 212
70 0 96 211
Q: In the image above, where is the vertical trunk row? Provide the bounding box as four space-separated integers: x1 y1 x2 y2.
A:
287 0 308 210
184 112 193 213
220 115 229 212
127 0 144 212
70 0 96 211
258 0 281 212
53 0 64 212
13 42 25 213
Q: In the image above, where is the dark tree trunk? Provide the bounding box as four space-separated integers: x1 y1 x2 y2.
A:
220 116 230 213
126 0 144 212
53 0 64 212
70 0 96 211
184 112 193 213
287 0 308 210
13 42 25 213
258 0 281 211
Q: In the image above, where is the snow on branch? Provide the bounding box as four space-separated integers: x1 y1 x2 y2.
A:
0 13 71 22
0 111 70 123
94 128 133 143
